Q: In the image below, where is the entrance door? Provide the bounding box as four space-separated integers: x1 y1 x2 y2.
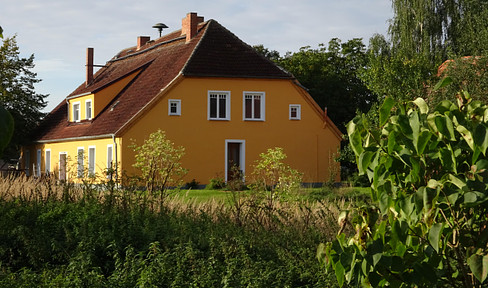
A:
59 153 67 181
226 140 245 182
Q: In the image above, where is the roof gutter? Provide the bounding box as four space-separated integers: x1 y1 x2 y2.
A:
35 133 114 144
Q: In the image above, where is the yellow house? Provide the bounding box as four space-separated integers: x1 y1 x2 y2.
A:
22 12 342 185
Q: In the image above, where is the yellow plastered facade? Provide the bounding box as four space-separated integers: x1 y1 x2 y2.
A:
22 76 341 185
22 137 121 182
120 77 341 184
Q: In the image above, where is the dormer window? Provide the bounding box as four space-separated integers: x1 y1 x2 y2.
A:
85 100 92 120
72 102 81 122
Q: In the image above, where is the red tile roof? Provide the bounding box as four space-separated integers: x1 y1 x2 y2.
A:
32 20 294 142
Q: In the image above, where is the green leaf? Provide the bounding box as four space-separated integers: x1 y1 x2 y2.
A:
358 151 374 175
435 115 455 140
349 129 364 157
474 124 488 155
457 125 475 151
468 253 488 283
416 130 432 154
398 114 413 138
448 174 466 189
428 223 443 253
434 76 453 90
380 97 396 126
334 260 346 287
413 97 429 114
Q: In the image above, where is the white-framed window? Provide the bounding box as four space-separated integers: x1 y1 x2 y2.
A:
289 104 301 120
168 99 181 116
77 147 84 178
72 102 81 122
85 100 92 120
208 91 230 120
107 144 113 179
24 150 30 176
243 92 265 121
45 149 51 174
36 149 41 177
88 146 96 177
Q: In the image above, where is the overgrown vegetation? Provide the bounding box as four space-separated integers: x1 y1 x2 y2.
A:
322 90 488 287
0 172 357 287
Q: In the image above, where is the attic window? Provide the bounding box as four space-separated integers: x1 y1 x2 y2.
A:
289 104 301 120
168 99 181 116
85 100 92 120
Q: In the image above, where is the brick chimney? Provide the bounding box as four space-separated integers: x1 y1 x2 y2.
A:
137 36 150 50
86 47 94 86
181 12 204 43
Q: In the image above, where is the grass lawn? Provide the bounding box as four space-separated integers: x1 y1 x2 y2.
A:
172 186 371 203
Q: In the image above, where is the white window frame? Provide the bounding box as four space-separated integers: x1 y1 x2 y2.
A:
88 146 96 177
289 104 301 120
45 149 51 174
36 149 41 177
168 99 181 116
77 147 84 178
107 144 113 179
85 99 92 120
208 91 231 120
224 139 246 182
72 102 81 122
24 150 30 176
243 92 265 121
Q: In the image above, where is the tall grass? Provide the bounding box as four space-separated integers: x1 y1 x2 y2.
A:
0 174 353 287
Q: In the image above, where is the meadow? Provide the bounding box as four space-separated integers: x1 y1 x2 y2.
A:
0 175 367 287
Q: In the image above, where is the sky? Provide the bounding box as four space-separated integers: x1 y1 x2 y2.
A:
1 0 393 112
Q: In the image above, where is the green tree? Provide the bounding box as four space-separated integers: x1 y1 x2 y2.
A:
250 147 302 212
0 33 47 161
131 130 187 204
0 26 14 158
363 0 488 105
278 38 376 131
321 89 488 287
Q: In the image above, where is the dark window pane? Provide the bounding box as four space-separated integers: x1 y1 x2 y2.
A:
245 98 252 118
254 97 261 118
291 107 297 118
219 97 226 118
210 97 217 118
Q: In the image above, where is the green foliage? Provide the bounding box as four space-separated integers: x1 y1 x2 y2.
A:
432 57 488 106
250 147 302 209
0 34 47 160
322 92 488 287
0 105 13 157
131 129 187 202
0 177 339 287
206 176 226 190
278 39 376 131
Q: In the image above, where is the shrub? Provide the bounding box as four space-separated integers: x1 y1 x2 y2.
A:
321 91 488 287
206 177 225 190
